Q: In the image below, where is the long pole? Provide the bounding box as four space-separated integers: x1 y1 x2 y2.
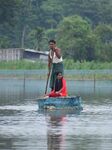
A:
45 51 53 94
45 72 50 94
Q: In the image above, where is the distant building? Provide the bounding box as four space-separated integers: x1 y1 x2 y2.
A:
23 49 48 61
0 48 48 61
0 48 23 61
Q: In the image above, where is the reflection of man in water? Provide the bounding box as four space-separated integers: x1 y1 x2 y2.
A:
47 115 66 150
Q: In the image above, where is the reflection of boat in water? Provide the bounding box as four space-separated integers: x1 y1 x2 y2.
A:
41 107 82 150
37 96 83 150
37 96 83 110
47 115 65 150
38 107 82 117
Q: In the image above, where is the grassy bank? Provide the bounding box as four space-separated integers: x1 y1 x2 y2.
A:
0 60 111 80
0 60 112 70
64 59 112 69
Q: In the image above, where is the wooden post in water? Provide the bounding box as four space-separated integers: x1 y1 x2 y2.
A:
93 73 96 92
23 72 26 99
23 72 25 90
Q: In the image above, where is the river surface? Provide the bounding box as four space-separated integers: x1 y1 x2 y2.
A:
0 79 112 150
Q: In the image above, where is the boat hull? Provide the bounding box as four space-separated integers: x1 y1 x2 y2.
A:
37 96 83 110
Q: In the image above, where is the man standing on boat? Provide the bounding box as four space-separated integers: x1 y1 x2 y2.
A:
48 40 64 90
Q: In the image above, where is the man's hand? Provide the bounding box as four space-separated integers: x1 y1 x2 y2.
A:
53 48 61 58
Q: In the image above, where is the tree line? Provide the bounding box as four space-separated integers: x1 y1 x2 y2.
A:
0 0 112 62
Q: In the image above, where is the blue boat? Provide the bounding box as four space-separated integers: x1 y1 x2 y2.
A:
37 96 83 110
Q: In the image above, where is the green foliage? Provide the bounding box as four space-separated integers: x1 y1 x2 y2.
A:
94 24 112 43
27 27 45 50
0 60 111 70
64 59 112 69
0 60 47 70
0 0 112 62
0 36 10 48
41 0 63 28
0 0 20 24
45 29 57 40
94 24 112 62
57 15 94 61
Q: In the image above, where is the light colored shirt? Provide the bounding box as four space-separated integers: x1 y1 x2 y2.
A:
50 49 63 63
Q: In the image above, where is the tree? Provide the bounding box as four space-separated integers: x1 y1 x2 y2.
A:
59 0 112 25
0 0 20 24
94 24 112 61
28 27 45 50
56 15 95 62
0 36 10 48
41 0 63 29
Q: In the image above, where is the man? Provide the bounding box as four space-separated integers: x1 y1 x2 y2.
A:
48 40 64 90
45 72 68 97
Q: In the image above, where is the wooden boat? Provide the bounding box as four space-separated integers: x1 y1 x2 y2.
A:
37 96 83 110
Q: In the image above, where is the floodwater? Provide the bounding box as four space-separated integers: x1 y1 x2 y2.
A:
0 79 112 150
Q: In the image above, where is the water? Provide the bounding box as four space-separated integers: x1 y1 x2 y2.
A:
0 79 112 150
